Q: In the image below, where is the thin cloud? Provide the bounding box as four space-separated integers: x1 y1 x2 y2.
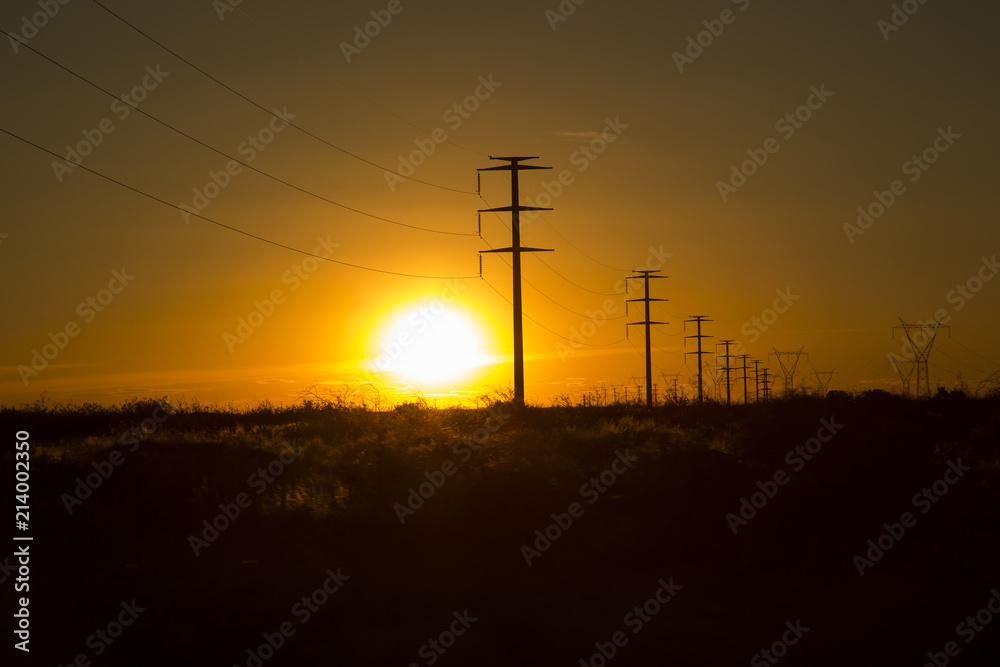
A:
551 130 602 140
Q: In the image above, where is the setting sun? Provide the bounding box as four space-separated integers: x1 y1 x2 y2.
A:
370 302 497 387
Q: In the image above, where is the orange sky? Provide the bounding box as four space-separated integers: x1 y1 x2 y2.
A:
1 0 998 407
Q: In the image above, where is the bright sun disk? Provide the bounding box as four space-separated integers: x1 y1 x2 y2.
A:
373 305 494 387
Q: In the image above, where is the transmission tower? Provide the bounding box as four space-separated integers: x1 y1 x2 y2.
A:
892 319 950 398
684 316 713 403
478 156 554 407
769 347 808 396
812 369 837 396
889 358 915 395
626 269 668 408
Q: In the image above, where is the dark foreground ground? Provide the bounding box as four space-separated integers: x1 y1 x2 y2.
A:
2 391 1000 666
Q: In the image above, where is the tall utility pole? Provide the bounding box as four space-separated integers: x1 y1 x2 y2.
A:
752 359 762 402
478 156 554 407
626 269 667 408
892 318 950 398
684 316 713 404
717 340 736 405
737 354 751 404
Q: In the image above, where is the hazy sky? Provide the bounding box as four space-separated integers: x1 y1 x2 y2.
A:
1 0 998 406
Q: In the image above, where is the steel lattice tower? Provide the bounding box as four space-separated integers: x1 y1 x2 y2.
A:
891 319 949 397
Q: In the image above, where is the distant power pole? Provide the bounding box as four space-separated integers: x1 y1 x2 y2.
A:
660 372 681 402
761 367 773 402
752 359 762 402
626 269 668 408
478 156 554 407
737 354 751 404
684 316 713 404
717 340 736 405
892 318 950 398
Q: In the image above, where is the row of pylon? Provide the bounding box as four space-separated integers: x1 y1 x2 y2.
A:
478 156 840 407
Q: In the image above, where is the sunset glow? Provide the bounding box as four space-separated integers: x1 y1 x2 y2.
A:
369 303 497 387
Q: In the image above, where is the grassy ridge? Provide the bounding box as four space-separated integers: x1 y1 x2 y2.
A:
3 391 999 665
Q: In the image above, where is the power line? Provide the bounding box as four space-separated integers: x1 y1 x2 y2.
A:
86 0 478 194
480 276 624 347
0 27 475 237
479 193 622 296
217 0 487 157
505 171 625 272
936 348 992 376
479 236 625 320
627 335 671 372
531 253 624 295
0 126 478 280
949 337 1000 369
